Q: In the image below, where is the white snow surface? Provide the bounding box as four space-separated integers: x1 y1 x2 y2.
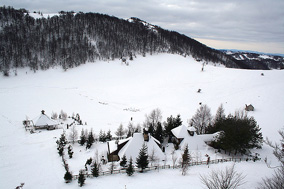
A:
0 54 284 188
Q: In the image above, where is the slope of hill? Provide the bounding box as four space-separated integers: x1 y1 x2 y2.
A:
0 54 283 188
0 6 248 75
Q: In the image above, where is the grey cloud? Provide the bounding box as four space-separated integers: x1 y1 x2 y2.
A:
1 0 283 53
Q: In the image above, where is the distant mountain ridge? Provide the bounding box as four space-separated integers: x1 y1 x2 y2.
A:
0 6 283 75
221 50 284 70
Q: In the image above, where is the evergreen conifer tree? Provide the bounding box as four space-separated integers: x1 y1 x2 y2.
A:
99 130 107 142
136 143 149 172
67 145 73 158
91 161 99 177
78 169 86 187
79 129 86 146
56 133 67 156
120 155 127 168
126 157 134 176
106 129 112 141
208 111 263 155
153 122 163 143
180 145 191 175
86 130 95 149
64 171 73 183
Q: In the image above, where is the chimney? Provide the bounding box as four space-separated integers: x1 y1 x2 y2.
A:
143 128 149 142
41 110 45 115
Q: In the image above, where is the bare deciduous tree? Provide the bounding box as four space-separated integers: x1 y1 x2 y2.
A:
51 111 58 120
60 110 67 121
171 149 178 169
115 123 126 139
144 108 162 130
68 126 78 144
148 149 159 166
190 104 212 134
179 145 192 175
200 164 246 189
257 128 284 189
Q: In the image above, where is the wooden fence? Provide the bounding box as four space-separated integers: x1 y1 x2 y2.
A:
72 157 259 179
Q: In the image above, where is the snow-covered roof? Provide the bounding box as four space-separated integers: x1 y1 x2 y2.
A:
188 126 196 132
171 125 220 150
171 125 189 138
33 113 59 127
118 133 164 161
108 138 131 154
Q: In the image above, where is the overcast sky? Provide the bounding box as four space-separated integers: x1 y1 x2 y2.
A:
1 0 284 54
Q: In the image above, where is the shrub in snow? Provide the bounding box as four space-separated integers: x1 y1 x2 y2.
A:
15 183 24 189
200 164 246 189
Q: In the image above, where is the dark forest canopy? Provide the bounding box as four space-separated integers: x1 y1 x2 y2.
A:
0 6 277 75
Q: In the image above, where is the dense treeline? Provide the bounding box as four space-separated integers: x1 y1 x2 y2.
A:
0 6 240 75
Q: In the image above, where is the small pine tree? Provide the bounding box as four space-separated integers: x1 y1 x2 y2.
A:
120 155 127 168
56 133 67 156
91 161 99 177
99 130 107 142
85 158 93 170
86 130 95 149
64 171 73 183
180 145 191 175
153 122 163 143
78 170 86 187
136 143 149 172
79 129 86 146
213 104 226 125
126 157 134 176
106 130 112 141
67 145 73 159
57 133 68 147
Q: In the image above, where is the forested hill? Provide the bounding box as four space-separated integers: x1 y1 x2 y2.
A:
0 6 273 75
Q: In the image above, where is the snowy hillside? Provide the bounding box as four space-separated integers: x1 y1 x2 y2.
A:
0 54 283 188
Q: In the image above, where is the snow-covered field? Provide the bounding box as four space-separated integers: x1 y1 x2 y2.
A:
0 54 283 188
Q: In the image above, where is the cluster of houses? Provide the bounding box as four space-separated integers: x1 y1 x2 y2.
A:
107 125 220 162
24 107 256 162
